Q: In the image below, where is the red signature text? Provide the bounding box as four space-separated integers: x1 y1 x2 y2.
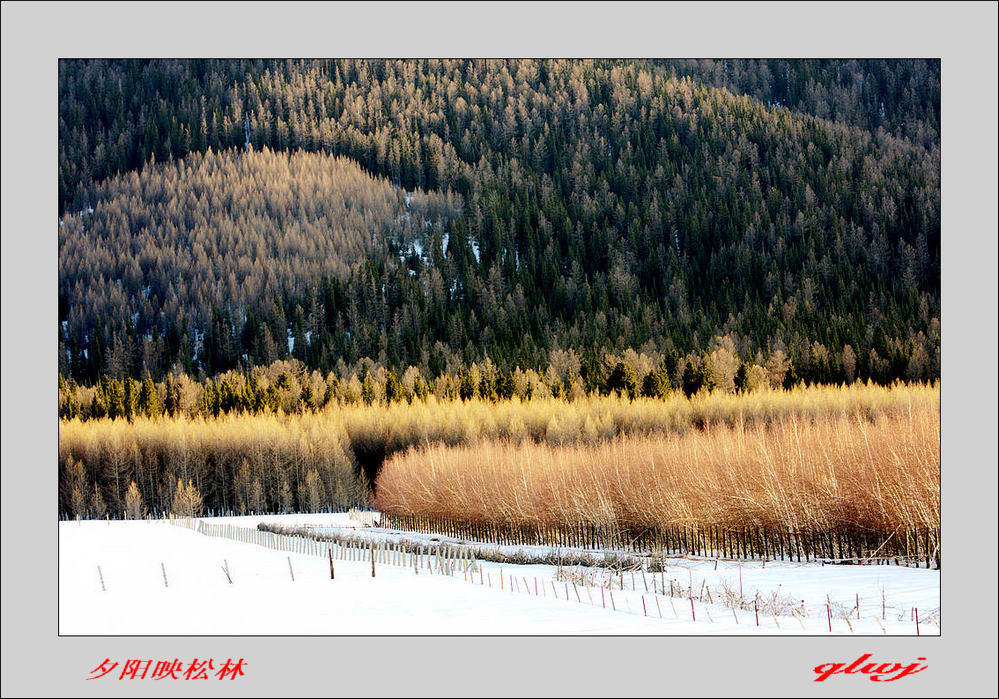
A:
814 654 927 682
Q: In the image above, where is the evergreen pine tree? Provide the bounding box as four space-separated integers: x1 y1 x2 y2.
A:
734 362 749 393
138 374 161 417
782 361 800 391
607 362 638 399
384 369 404 403
361 370 376 405
641 364 671 399
458 367 477 401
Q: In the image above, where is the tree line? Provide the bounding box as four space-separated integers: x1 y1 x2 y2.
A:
59 334 938 423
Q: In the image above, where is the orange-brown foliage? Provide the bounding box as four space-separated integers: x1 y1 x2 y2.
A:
375 407 939 536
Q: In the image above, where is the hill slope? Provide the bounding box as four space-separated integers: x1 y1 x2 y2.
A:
59 148 456 377
58 59 940 385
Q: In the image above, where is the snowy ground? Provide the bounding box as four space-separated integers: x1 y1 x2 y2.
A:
59 514 939 635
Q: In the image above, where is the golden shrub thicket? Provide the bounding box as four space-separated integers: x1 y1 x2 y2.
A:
376 408 940 535
374 384 939 560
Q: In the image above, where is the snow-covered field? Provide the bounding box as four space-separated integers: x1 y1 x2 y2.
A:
59 514 939 635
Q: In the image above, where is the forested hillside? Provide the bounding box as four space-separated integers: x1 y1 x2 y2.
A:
653 59 940 149
59 148 457 378
58 59 940 390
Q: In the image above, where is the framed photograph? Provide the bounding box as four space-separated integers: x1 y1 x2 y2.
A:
2 2 996 696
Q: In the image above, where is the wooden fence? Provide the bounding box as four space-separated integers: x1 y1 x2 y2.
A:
169 516 477 575
380 514 940 568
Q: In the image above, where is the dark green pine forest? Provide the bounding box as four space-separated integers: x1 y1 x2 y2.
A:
58 59 940 394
